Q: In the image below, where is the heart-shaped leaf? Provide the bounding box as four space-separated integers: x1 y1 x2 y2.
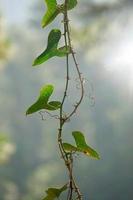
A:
72 131 100 159
26 85 61 115
63 131 100 159
42 184 67 200
42 0 78 28
33 29 70 66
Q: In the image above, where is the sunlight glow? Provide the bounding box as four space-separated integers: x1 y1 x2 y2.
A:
104 35 133 95
106 40 133 72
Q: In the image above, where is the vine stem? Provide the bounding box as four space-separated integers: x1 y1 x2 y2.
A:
57 0 84 199
65 20 84 121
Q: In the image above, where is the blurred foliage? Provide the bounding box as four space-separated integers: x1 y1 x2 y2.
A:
71 0 133 50
0 16 11 61
0 133 15 164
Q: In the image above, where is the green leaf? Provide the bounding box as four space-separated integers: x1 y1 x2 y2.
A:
33 29 61 66
72 131 100 159
56 46 71 57
42 184 67 200
63 131 100 159
33 29 70 66
47 29 62 50
44 101 61 111
26 85 61 115
60 0 77 12
67 0 78 10
41 0 78 28
42 0 59 28
63 143 78 152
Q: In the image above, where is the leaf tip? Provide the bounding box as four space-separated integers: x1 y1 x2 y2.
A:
97 154 100 160
32 60 36 67
26 110 30 116
41 22 46 29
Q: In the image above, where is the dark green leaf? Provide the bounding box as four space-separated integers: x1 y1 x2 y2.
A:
26 85 61 115
32 29 70 66
42 184 67 200
47 29 62 50
72 131 100 159
67 0 78 10
33 29 61 66
60 0 77 12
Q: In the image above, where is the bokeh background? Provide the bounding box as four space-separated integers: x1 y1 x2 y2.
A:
0 0 133 199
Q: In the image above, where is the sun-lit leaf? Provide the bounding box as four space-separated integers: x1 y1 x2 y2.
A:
44 101 61 111
32 29 70 66
26 85 61 115
42 184 67 200
72 131 88 148
72 131 100 159
56 46 71 57
42 0 59 28
63 131 100 159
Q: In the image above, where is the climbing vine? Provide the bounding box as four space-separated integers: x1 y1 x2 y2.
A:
26 0 100 199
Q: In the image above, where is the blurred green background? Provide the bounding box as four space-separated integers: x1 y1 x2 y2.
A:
0 0 133 199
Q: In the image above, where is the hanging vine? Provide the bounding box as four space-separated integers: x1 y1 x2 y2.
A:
26 1 100 199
